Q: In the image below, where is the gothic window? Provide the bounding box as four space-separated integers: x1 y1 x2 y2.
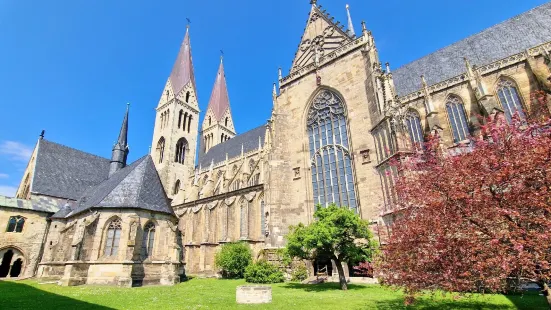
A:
141 222 155 260
446 96 470 143
497 78 525 123
405 110 423 146
221 134 224 143
208 116 212 126
6 216 25 233
175 138 188 164
307 89 358 211
104 218 122 257
178 110 183 129
187 115 192 133
183 112 188 132
186 91 190 103
173 180 181 195
225 117 229 127
248 173 260 187
156 137 165 164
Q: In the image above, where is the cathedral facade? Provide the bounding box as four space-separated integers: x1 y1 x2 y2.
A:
1 1 551 284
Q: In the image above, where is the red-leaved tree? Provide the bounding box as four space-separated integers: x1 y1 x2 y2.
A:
379 92 551 307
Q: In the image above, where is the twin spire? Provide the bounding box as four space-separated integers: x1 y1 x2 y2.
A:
169 26 196 95
205 56 232 122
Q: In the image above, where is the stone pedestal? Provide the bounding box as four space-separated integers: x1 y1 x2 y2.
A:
236 286 272 304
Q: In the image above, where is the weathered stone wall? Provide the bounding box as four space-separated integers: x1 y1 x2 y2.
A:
0 207 51 278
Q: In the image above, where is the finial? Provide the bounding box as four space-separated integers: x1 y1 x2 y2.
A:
346 4 355 37
278 67 282 81
310 0 317 5
186 18 191 29
361 20 367 34
220 50 224 63
148 146 151 154
421 75 428 88
272 83 277 98
39 130 45 140
385 62 391 73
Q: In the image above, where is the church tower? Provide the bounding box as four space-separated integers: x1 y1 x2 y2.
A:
151 25 200 200
200 57 236 156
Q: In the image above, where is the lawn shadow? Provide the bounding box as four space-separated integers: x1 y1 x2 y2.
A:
282 282 369 292
373 292 548 310
0 280 114 310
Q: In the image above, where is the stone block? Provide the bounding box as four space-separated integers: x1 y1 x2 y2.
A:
236 285 272 304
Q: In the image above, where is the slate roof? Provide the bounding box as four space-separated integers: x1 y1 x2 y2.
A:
0 195 59 214
206 60 232 121
199 124 266 168
170 27 196 94
392 2 551 97
65 155 173 218
32 139 110 200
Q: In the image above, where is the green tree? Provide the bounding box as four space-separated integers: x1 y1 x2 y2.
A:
214 242 252 278
285 204 378 290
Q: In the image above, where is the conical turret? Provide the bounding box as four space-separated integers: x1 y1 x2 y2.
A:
109 104 130 177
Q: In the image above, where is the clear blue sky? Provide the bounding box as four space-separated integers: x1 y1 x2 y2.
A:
0 0 547 196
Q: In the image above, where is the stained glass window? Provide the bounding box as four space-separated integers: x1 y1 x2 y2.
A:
307 90 357 211
405 111 423 146
497 79 525 123
446 96 470 143
141 222 155 260
104 218 122 257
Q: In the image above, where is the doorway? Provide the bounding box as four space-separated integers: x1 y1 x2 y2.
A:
0 250 14 277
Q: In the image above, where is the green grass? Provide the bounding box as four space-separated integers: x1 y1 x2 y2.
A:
0 278 547 310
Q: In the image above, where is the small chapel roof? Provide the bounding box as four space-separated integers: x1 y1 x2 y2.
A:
392 1 551 97
199 124 266 168
32 139 111 201
65 155 173 218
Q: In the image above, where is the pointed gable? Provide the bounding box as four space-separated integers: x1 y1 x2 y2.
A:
205 59 232 121
290 3 353 73
169 27 196 96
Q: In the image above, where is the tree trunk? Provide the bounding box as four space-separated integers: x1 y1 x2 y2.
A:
541 282 551 309
333 258 348 290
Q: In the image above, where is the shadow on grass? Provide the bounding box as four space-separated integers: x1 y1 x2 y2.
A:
282 282 369 292
0 280 114 310
373 292 548 310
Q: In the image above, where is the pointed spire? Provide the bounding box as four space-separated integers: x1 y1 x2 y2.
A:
272 83 277 99
206 57 232 121
385 62 391 74
109 104 130 177
169 26 196 95
310 0 317 6
464 57 475 78
345 4 355 37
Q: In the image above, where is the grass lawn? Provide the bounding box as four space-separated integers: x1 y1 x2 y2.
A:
0 278 547 310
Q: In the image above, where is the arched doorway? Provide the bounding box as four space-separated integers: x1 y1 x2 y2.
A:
0 248 25 278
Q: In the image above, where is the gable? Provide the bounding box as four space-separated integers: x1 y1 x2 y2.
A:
291 5 353 73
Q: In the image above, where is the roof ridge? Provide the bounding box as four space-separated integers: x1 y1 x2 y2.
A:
393 2 550 73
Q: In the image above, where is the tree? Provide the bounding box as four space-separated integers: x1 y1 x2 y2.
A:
380 93 551 306
285 204 378 290
214 242 252 278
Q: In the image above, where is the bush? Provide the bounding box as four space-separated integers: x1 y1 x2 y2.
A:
214 242 252 278
244 260 284 284
290 264 308 282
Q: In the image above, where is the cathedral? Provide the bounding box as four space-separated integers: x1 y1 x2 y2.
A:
1 1 551 285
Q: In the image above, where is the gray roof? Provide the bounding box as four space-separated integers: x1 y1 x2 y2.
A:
199 124 266 167
65 155 173 218
392 2 551 97
0 195 59 214
33 139 110 200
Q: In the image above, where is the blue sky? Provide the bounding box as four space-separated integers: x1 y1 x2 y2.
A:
0 0 547 197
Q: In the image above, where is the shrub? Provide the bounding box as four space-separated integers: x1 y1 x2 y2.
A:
214 242 252 278
244 260 284 284
290 264 308 282
352 262 374 277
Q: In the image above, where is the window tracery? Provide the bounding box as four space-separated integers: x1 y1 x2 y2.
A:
6 216 25 233
446 96 470 143
497 78 525 123
141 222 155 260
405 110 423 146
104 218 122 257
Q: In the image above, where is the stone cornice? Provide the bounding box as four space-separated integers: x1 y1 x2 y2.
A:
398 40 551 104
156 99 200 114
280 35 368 87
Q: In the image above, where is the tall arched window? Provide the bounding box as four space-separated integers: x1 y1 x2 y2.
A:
187 115 192 133
6 216 25 233
308 89 357 211
178 110 183 129
186 91 190 103
225 117 229 127
405 110 423 146
104 218 122 257
156 137 165 164
175 138 188 164
208 116 212 126
446 96 470 143
173 180 181 195
497 78 525 123
141 222 155 260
